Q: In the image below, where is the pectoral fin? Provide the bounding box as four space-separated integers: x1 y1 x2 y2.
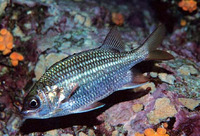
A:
61 83 79 103
73 102 105 114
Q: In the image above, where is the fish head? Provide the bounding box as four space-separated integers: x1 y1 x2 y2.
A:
21 84 51 119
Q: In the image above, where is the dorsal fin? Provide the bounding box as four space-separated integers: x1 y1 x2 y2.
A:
100 26 125 52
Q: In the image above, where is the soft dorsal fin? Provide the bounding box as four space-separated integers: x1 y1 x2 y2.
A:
101 26 125 52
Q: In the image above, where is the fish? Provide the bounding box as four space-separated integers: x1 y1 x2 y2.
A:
21 24 173 119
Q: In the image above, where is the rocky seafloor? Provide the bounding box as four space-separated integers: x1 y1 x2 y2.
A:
0 0 200 136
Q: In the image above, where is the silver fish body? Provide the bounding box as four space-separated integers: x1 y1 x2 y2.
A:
21 25 172 119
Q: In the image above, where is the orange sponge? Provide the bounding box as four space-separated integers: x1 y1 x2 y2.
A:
0 28 14 55
144 128 155 136
112 12 124 26
135 132 145 136
157 128 167 135
0 28 24 66
178 0 197 13
10 52 24 66
135 127 169 136
11 59 18 67
3 48 11 55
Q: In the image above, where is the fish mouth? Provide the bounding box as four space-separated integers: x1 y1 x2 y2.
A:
20 109 31 117
20 108 37 118
20 109 28 115
20 109 39 119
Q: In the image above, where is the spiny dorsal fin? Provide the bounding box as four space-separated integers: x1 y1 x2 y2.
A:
141 24 166 52
101 26 125 52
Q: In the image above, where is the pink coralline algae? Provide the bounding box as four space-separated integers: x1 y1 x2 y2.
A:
173 110 200 136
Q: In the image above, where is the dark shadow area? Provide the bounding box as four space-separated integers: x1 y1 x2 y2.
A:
149 0 176 33
20 109 103 134
134 60 173 74
20 89 149 134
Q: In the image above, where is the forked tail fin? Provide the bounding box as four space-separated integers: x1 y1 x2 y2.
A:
140 24 174 60
141 24 166 52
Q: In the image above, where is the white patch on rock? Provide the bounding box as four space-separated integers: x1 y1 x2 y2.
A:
178 65 198 75
158 73 176 84
0 0 7 16
178 98 200 110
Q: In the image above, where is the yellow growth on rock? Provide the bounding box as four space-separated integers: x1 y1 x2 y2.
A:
178 98 200 110
147 98 177 125
132 103 144 112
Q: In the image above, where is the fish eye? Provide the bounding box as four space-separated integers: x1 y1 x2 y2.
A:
28 97 40 109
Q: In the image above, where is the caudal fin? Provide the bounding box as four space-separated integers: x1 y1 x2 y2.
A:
142 24 166 52
141 24 174 60
147 50 174 60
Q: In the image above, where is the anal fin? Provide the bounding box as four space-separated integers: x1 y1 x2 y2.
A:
117 69 149 91
117 82 148 91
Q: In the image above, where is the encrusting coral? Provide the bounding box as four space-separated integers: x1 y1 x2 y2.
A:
178 0 197 13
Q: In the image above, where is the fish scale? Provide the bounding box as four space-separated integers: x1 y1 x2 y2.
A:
42 48 144 113
40 50 119 84
21 25 173 119
59 51 144 111
61 63 132 114
42 50 125 87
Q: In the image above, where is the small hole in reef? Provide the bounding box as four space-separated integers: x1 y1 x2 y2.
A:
167 117 176 129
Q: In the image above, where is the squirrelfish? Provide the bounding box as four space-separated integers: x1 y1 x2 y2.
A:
21 25 173 119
